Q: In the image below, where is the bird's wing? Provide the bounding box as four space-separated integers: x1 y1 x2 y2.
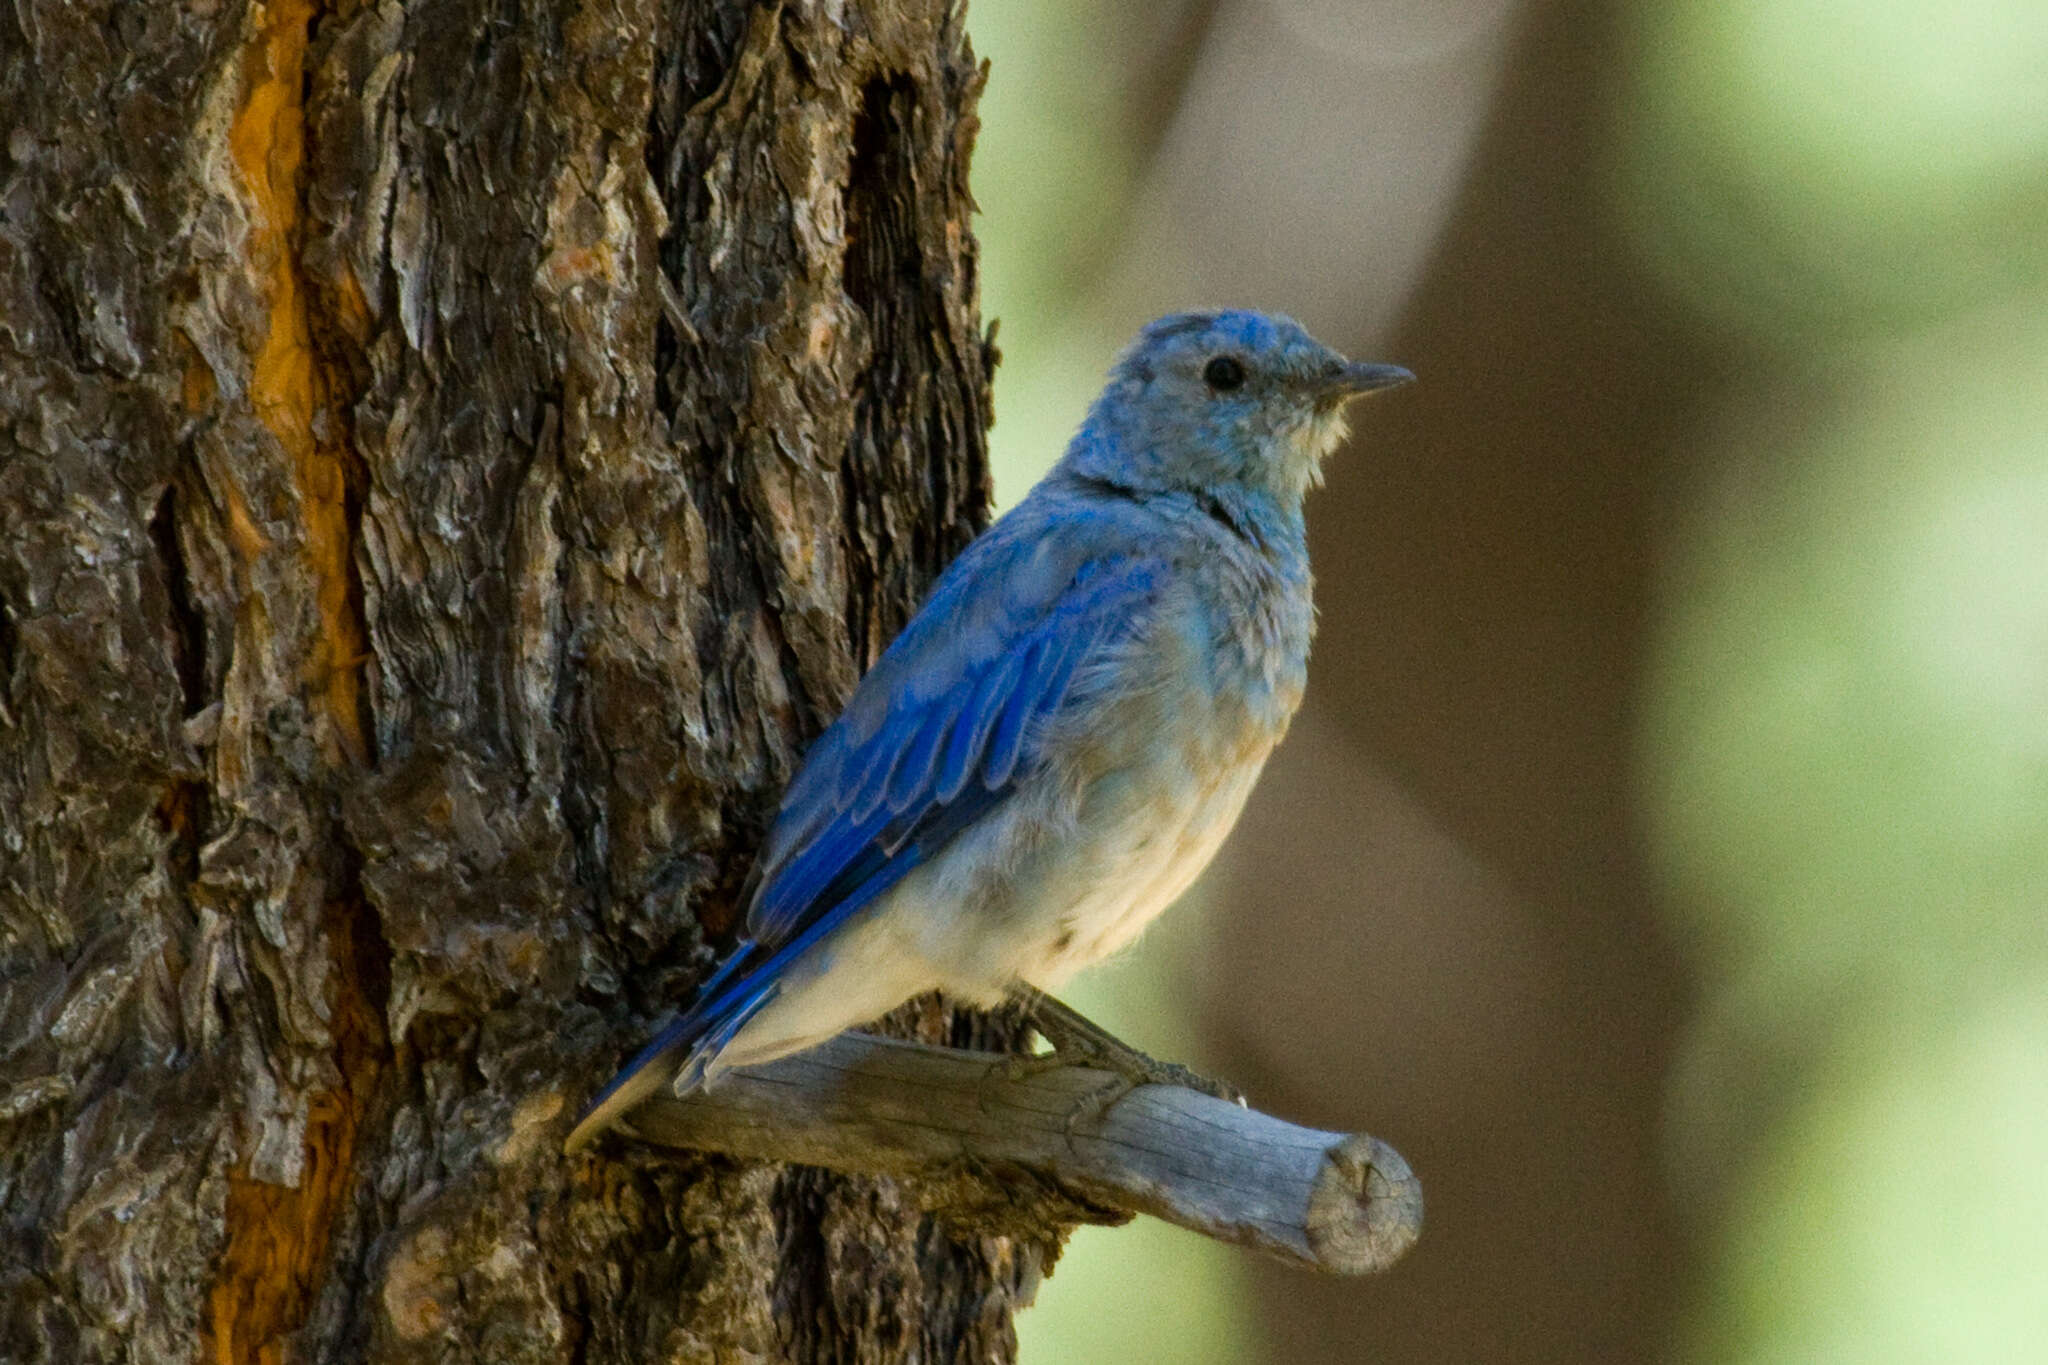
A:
746 539 1167 945
563 530 1169 1151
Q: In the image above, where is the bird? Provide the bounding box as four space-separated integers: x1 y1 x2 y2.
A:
564 309 1411 1153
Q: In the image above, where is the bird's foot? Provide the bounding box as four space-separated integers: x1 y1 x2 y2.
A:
1019 993 1246 1120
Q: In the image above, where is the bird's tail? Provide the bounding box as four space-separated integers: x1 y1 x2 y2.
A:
564 858 918 1153
561 945 773 1153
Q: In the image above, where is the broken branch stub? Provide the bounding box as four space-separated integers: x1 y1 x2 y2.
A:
597 1031 1422 1276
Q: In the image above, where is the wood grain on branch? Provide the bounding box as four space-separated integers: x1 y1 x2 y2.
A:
606 1033 1423 1276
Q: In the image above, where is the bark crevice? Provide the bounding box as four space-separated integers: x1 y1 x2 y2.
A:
0 593 15 725
148 485 210 720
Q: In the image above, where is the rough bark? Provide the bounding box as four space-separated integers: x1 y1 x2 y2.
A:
0 1 1031 1361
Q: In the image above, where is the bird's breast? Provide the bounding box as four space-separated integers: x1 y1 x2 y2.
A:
1019 718 1276 988
1015 594 1300 985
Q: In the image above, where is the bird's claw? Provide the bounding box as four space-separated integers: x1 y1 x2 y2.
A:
1013 992 1247 1127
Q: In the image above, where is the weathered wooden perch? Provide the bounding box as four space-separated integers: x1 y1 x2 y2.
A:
606 1032 1422 1276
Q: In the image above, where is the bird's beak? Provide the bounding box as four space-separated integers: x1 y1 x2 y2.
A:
1325 361 1415 398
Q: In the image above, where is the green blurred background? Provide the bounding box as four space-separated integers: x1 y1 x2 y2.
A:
965 2 2048 1361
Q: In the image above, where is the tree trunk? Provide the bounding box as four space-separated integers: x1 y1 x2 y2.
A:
0 1 1033 1360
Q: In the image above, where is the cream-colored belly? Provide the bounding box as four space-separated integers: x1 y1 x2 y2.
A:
1017 754 1268 990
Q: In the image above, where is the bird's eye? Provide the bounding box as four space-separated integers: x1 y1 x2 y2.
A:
1203 355 1246 392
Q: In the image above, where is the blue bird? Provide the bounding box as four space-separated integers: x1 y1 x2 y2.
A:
565 310 1410 1152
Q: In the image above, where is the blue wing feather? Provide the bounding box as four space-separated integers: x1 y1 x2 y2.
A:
984 636 1062 789
886 705 953 811
934 645 1022 803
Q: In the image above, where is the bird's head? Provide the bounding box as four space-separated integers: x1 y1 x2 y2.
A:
1065 310 1412 504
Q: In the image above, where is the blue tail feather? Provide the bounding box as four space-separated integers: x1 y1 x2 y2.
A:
564 853 927 1152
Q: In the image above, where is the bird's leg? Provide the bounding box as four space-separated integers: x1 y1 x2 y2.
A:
1008 990 1246 1117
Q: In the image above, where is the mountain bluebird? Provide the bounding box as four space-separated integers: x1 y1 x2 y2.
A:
565 310 1410 1151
